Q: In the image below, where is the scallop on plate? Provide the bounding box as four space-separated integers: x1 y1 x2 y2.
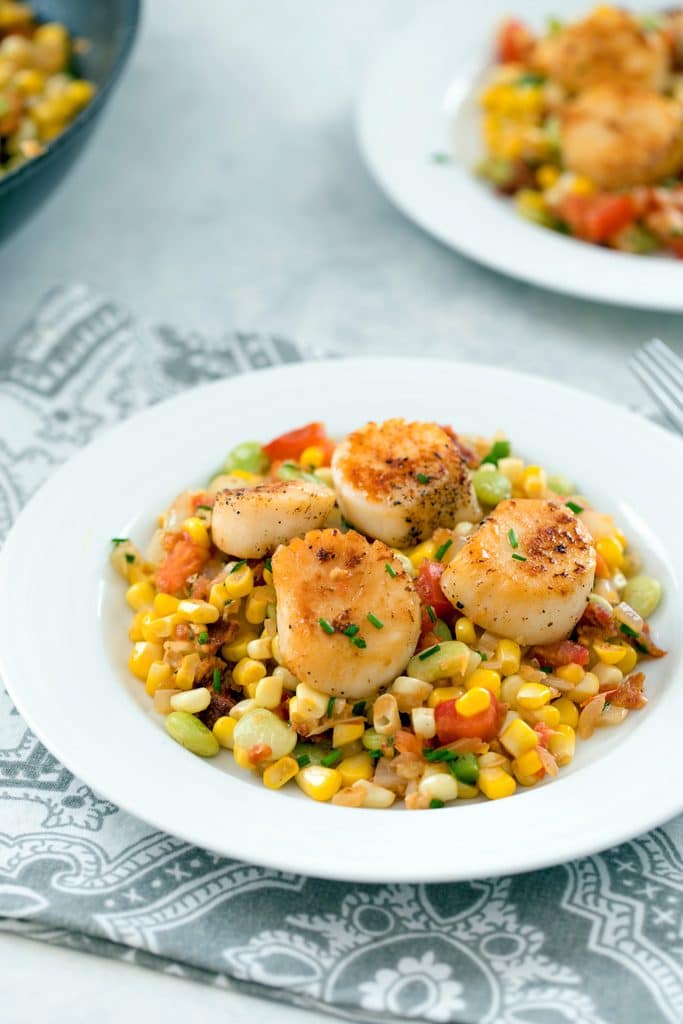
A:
0 358 681 882
357 0 683 311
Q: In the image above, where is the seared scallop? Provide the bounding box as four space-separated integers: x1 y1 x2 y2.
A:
331 419 480 548
211 480 335 558
440 499 596 646
272 527 421 698
561 84 683 190
532 8 670 92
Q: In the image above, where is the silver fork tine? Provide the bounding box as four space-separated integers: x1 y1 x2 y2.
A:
644 338 683 389
630 350 683 434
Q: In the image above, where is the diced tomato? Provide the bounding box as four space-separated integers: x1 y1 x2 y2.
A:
415 560 452 620
495 18 535 62
529 640 589 668
534 722 552 748
263 422 335 465
435 695 499 743
561 194 637 244
395 729 424 756
610 672 647 710
156 535 209 594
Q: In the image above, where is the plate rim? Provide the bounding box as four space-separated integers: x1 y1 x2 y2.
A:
1 355 682 882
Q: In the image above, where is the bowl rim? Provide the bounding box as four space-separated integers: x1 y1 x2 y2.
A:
0 0 142 197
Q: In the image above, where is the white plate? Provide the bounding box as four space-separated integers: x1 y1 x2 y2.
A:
0 358 681 882
357 0 683 311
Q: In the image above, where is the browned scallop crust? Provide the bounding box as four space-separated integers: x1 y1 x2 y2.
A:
532 8 670 92
561 84 683 190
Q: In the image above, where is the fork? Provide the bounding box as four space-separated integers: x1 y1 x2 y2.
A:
629 338 683 435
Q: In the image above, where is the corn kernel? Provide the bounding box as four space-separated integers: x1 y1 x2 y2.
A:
516 682 552 710
522 465 547 498
479 767 517 800
64 78 95 110
593 662 623 689
352 779 396 808
263 755 299 790
128 610 146 642
596 536 624 571
229 698 257 720
548 724 575 765
181 516 211 548
333 721 365 748
593 641 628 665
391 676 433 711
299 445 324 468
125 580 155 611
245 590 269 624
254 674 282 709
141 614 176 642
246 636 272 661
407 539 437 569
222 633 258 662
153 592 179 616
177 599 219 624
419 770 459 804
230 469 258 482
233 744 255 769
500 717 538 758
556 663 584 684
569 174 595 196
174 653 201 690
213 716 236 748
338 751 373 787
273 665 299 689
295 764 342 802
455 687 491 717
501 673 524 706
455 618 477 645
465 668 501 700
527 705 561 728
567 672 600 704
552 697 579 729
411 706 436 738
233 657 267 688
537 163 560 189
457 781 479 799
14 68 45 95
496 639 521 677
170 687 211 713
497 457 525 486
617 646 638 673
145 661 172 696
428 685 462 708
223 564 254 599
513 748 543 778
208 582 226 613
129 641 163 681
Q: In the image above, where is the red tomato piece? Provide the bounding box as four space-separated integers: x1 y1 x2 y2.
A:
434 695 499 743
529 640 589 668
561 194 637 244
263 422 334 465
156 536 209 594
496 18 535 62
415 560 452 620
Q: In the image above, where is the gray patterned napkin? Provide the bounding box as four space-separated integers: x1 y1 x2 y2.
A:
1 285 682 1024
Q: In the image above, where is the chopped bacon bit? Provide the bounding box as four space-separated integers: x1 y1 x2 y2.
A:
579 602 614 631
610 672 647 710
395 729 423 756
173 622 191 640
440 425 479 468
156 535 209 594
634 624 666 659
190 575 212 600
534 722 552 749
529 640 590 668
444 737 489 755
248 743 273 765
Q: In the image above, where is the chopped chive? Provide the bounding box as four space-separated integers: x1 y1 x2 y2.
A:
196 504 212 511
540 665 553 673
635 641 649 654
429 798 445 808
478 651 488 661
425 747 457 762
212 667 222 692
480 439 510 466
296 754 311 768
427 605 436 623
264 558 272 573
431 152 451 164
125 553 135 564
321 749 342 768
352 637 367 649
419 644 440 661
369 748 382 761
230 560 247 573
319 617 335 635
435 539 453 561
603 700 611 711
566 501 584 514
343 624 360 637
367 613 384 630
511 553 527 562
327 696 336 718
352 700 366 716
508 528 519 549
198 631 209 644
111 537 129 546
619 623 639 638
416 472 430 484
385 563 397 578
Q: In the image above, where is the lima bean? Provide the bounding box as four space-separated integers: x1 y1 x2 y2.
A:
472 468 512 506
166 711 220 757
622 575 662 620
407 640 470 683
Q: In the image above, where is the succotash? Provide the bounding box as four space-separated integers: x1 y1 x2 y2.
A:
0 5 96 174
112 419 665 811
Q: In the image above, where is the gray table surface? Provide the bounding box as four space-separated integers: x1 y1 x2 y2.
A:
0 1 680 1021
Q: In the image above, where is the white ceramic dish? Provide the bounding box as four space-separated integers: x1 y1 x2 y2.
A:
357 0 683 311
0 358 681 882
